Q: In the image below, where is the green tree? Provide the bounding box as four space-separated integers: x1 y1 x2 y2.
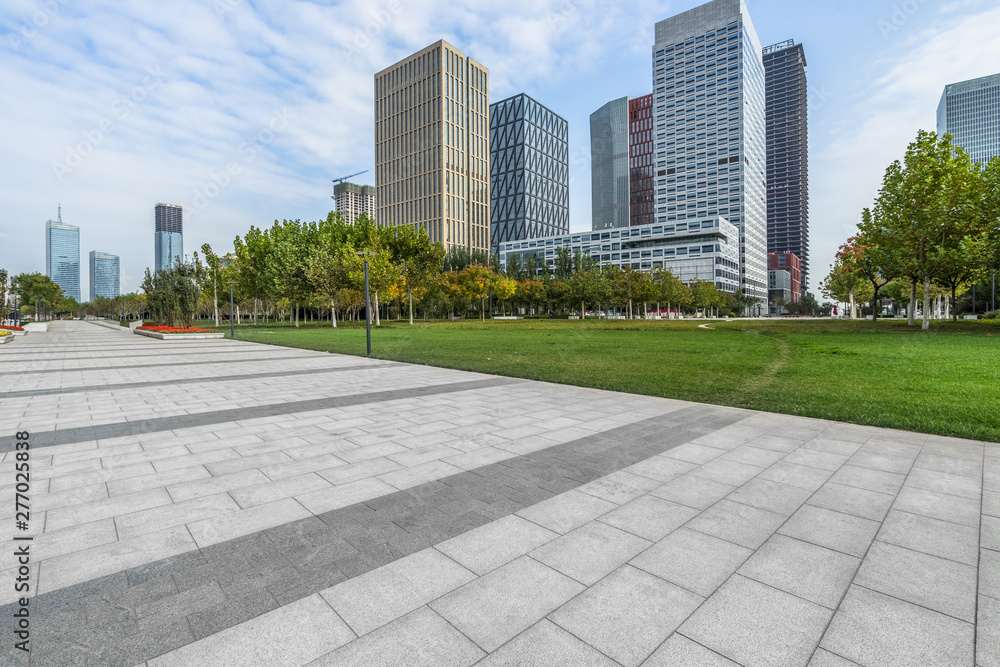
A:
233 225 272 326
140 263 203 328
386 224 445 325
12 273 61 320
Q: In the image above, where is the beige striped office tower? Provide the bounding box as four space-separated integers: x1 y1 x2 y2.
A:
374 40 490 254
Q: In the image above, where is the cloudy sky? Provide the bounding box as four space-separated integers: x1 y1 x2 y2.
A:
1 0 998 296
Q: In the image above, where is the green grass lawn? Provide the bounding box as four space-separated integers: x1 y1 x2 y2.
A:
219 317 1000 443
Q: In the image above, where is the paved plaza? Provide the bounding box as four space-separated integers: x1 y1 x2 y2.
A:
0 320 997 667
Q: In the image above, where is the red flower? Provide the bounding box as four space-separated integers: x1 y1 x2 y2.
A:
137 325 219 333
0 325 24 331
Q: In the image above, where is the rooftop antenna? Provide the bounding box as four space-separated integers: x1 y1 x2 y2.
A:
58 203 62 222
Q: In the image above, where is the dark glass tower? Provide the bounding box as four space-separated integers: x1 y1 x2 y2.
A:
763 40 810 287
154 203 183 273
489 93 569 252
590 97 630 231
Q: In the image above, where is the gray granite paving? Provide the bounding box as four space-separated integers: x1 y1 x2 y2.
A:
0 321 995 667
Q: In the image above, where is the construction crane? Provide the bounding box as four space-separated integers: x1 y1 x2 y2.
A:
331 170 369 199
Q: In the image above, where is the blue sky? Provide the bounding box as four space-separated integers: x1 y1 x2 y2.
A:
1 0 998 296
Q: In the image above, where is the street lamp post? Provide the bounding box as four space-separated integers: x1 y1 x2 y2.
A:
356 252 373 357
230 286 235 339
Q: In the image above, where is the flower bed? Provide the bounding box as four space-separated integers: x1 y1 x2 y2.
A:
137 325 219 333
0 330 13 344
133 325 225 340
0 325 24 331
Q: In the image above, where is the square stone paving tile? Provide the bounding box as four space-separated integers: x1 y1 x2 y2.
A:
661 443 728 465
779 505 880 558
722 445 787 468
575 471 662 505
625 456 698 483
806 483 895 522
685 499 786 550
475 619 618 667
320 548 476 637
892 486 981 528
650 473 735 511
679 574 833 667
905 467 982 500
531 521 651 586
515 490 617 535
985 490 1000 518
979 594 1000 667
641 634 740 666
782 448 850 472
737 534 860 609
550 565 703 667
757 461 833 492
876 510 979 566
807 648 861 666
598 495 700 542
434 515 558 576
826 465 905 496
726 477 813 516
846 449 913 475
982 547 1000 600
306 606 484 667
689 459 764 487
631 527 753 598
820 585 974 667
429 556 584 653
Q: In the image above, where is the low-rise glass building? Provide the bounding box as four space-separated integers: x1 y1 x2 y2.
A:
497 217 741 292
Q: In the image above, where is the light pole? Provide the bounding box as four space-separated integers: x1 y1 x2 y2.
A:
230 286 235 339
356 252 373 356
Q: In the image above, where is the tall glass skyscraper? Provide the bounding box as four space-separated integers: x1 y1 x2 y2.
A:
630 94 656 228
374 40 491 254
45 211 81 302
89 251 120 301
490 93 569 252
590 97 631 230
763 40 810 287
937 73 1000 165
652 0 768 301
154 203 183 273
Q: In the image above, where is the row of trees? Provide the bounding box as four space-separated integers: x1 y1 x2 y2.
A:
822 131 1000 328
181 213 781 328
135 212 806 328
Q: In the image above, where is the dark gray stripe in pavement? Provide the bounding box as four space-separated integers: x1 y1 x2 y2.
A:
0 363 398 399
2 377 522 451
4 403 745 667
0 354 321 375
0 347 293 359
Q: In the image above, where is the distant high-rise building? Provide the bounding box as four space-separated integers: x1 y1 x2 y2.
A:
590 97 631 231
374 40 490 254
629 94 656 227
937 73 1000 165
767 252 801 308
333 183 376 224
154 203 183 272
89 251 120 301
45 207 81 302
763 40 810 286
652 0 768 301
490 93 569 252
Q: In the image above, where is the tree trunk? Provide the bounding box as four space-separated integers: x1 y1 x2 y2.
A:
872 286 880 323
374 292 381 327
908 280 916 326
849 292 856 320
922 275 932 330
952 286 958 322
253 298 258 326
331 298 337 328
628 299 633 320
213 280 219 326
408 289 414 325
643 301 647 319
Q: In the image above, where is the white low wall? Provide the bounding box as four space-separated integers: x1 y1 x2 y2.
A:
22 322 48 332
133 329 225 340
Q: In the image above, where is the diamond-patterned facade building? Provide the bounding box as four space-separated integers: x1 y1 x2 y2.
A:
490 93 569 253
